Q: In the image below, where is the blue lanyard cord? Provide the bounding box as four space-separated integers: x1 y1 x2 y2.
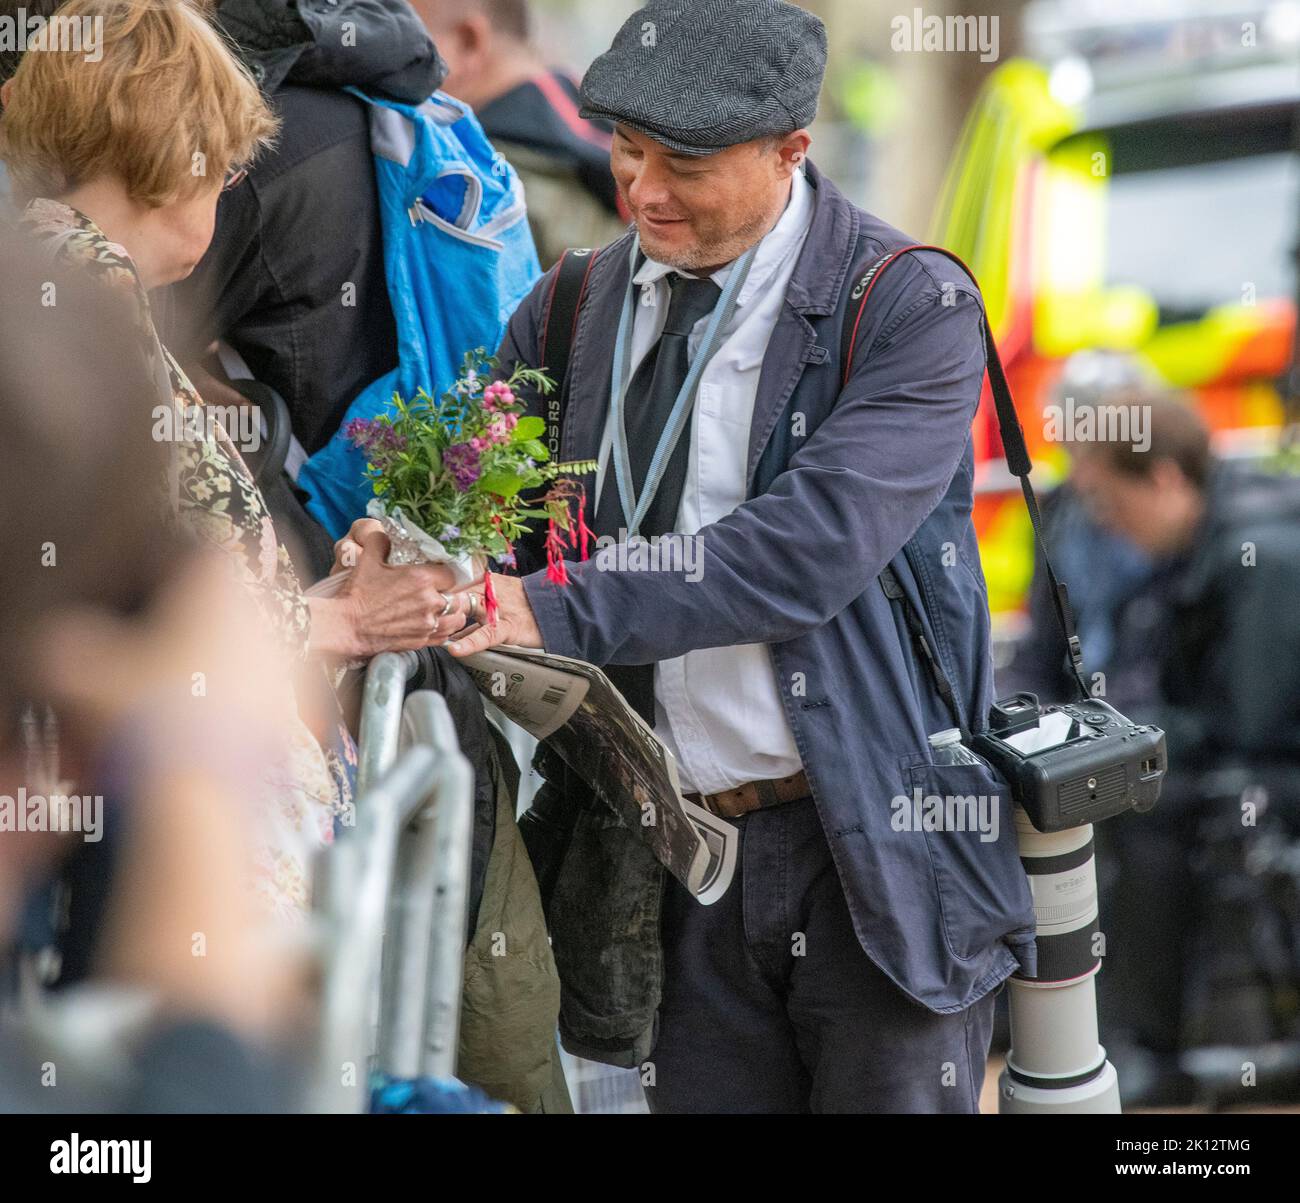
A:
608 236 757 535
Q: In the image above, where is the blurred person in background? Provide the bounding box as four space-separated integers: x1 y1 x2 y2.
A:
0 0 473 926
1021 389 1300 1102
412 0 627 266
0 230 307 1112
1000 353 1157 701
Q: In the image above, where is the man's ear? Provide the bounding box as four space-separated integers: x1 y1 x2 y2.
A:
776 129 812 176
1 78 13 109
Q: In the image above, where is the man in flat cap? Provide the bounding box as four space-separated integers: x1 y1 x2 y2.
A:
449 0 1035 1113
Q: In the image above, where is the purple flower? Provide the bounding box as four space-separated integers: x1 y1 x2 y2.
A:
345 417 407 460
439 524 461 542
442 442 481 492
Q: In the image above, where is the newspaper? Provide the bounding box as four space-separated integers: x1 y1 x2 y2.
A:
461 646 737 904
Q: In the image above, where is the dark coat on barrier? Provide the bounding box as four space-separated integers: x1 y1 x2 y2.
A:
406 650 570 1112
498 161 1038 1066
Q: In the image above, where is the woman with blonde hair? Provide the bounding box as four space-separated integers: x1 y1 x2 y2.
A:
0 0 472 916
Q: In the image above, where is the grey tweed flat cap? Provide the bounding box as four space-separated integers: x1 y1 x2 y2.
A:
579 0 827 156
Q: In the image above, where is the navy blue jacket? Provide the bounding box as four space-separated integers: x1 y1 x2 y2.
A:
498 161 1036 1015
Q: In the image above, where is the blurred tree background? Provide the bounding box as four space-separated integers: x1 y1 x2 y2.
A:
526 0 1029 234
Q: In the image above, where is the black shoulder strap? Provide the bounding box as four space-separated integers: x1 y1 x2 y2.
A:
843 243 1089 702
539 247 598 459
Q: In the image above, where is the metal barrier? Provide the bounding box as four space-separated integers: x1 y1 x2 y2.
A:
379 690 474 1079
356 650 419 796
313 653 475 1111
313 742 436 1112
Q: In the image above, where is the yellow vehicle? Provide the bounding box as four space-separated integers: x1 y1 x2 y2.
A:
933 17 1300 622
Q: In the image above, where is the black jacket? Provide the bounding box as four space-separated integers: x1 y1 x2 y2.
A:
157 0 446 455
477 71 620 217
1153 465 1300 783
1017 464 1300 807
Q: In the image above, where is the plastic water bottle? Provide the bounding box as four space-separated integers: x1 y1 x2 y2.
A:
928 728 983 766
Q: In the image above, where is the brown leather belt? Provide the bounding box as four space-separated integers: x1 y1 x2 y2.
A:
684 770 811 820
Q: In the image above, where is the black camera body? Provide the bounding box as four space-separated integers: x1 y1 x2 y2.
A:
972 692 1166 833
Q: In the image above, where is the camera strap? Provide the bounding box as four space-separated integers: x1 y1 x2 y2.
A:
842 244 1090 702
538 239 1092 723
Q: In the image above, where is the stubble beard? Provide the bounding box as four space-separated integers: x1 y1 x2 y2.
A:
636 196 784 275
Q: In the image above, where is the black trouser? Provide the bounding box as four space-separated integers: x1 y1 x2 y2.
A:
644 796 996 1114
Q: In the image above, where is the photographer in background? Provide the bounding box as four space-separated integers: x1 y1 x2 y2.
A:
1052 391 1300 1102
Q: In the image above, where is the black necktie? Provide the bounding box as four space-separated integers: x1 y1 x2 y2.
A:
594 271 721 721
594 272 722 540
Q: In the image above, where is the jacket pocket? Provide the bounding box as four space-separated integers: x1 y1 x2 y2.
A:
901 757 1032 963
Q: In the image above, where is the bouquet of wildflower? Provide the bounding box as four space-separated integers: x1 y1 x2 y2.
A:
344 349 597 623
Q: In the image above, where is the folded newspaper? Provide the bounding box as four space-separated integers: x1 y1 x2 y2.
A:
461 646 737 904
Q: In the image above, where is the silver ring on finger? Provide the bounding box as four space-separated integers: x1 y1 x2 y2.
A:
438 592 454 618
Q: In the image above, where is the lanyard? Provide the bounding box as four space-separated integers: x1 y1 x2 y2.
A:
607 236 756 534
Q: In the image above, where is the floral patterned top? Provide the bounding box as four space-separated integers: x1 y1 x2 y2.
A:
21 198 355 920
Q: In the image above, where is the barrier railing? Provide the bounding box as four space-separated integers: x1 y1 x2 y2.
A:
313 653 475 1111
379 689 474 1080
313 742 436 1112
356 650 419 796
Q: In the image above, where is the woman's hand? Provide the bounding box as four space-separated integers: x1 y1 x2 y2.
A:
308 525 472 659
330 517 382 575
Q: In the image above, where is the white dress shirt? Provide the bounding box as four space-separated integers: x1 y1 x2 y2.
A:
593 168 814 794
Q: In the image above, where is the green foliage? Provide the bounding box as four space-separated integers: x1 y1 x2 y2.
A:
348 349 593 561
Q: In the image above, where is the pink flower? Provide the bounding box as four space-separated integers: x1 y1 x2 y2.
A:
487 418 509 443
483 381 516 410
469 436 487 452
504 412 519 430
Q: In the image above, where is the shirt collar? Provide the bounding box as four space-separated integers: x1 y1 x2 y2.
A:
22 198 130 260
632 166 813 310
20 198 148 300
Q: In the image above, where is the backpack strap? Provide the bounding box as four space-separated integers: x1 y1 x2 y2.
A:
843 243 1089 703
539 247 599 459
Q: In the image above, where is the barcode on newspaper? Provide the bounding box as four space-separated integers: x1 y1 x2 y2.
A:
541 685 567 706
